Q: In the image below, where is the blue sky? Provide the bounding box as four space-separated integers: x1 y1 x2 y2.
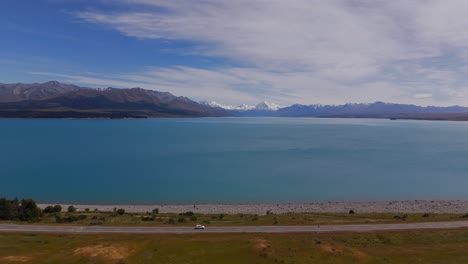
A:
2 0 468 106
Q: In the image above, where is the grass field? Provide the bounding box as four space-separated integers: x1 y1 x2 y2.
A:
4 211 467 227
1 228 468 263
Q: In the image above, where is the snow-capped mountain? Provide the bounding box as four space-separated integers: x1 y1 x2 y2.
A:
255 101 281 111
200 100 281 111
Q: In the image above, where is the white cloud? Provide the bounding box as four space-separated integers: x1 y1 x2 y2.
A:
72 0 468 106
413 93 433 99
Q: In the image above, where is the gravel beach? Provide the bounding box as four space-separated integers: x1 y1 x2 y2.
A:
38 200 468 215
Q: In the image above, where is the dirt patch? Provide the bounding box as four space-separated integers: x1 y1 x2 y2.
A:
74 244 130 260
0 256 32 262
319 244 371 262
253 239 270 251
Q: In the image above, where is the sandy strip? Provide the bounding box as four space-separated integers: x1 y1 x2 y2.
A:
38 200 468 215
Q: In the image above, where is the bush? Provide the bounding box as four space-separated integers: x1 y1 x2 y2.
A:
218 214 225 220
167 218 175 224
178 217 186 223
44 205 62 214
422 213 430 218
55 215 79 223
67 206 77 213
190 215 198 222
53 205 62 213
117 209 125 215
393 214 408 220
78 215 87 220
273 217 278 225
349 210 355 214
152 208 159 214
43 206 54 213
266 210 273 215
179 211 194 216
20 199 43 222
85 208 90 213
142 216 155 221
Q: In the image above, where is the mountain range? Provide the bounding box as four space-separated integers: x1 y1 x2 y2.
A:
0 81 228 118
1 81 468 120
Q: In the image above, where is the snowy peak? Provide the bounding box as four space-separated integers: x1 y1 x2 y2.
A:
200 101 256 111
201 100 282 111
255 101 281 111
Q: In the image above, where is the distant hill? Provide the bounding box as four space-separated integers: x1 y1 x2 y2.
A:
275 102 468 120
203 100 468 121
0 81 83 102
3 81 468 120
0 81 229 118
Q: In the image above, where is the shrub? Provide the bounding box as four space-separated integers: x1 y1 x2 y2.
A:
218 214 225 220
266 210 273 215
78 215 87 220
349 210 355 214
85 208 90 213
43 206 54 213
53 205 62 213
67 206 77 213
44 205 62 214
152 208 159 214
178 217 186 223
167 218 175 224
55 215 79 223
142 216 155 221
117 209 125 215
422 213 430 218
190 215 198 222
393 214 408 220
179 211 194 216
20 199 43 222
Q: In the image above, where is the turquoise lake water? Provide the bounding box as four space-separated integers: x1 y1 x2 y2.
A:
1 117 468 204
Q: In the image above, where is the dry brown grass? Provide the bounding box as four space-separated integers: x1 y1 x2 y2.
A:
73 244 131 260
319 244 372 263
0 256 32 262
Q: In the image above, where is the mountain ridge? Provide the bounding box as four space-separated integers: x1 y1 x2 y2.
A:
2 81 468 120
0 82 229 118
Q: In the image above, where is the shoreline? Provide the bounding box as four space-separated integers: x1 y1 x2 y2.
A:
38 200 468 215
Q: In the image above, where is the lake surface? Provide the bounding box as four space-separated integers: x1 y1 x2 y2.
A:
1 117 468 204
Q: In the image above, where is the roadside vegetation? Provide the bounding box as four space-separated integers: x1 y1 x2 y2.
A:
2 229 468 263
2 198 468 226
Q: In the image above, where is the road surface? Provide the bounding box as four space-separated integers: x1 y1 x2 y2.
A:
1 221 468 234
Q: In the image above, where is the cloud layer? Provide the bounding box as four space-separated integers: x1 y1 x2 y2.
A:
70 0 468 105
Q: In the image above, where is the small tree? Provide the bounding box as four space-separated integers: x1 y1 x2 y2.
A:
218 214 225 220
117 208 125 215
85 208 90 213
67 205 77 213
53 205 62 213
152 208 159 214
43 206 54 213
20 199 42 222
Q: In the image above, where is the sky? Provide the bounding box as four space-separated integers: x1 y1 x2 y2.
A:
2 0 468 106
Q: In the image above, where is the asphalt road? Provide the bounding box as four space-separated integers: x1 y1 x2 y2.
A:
1 221 468 234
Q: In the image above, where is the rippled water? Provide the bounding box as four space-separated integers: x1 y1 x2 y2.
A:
1 117 468 203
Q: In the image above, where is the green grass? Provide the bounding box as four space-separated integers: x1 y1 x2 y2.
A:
2 229 468 263
5 211 466 227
